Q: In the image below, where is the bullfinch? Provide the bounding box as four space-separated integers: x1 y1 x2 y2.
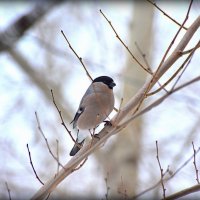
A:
70 76 116 156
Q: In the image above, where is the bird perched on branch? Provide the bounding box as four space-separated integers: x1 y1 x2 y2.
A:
70 76 116 156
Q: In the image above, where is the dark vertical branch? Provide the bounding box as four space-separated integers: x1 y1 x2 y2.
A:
156 141 166 199
192 142 200 184
27 144 44 185
5 182 12 200
61 30 93 81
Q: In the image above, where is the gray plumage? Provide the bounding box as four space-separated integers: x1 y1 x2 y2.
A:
70 76 116 156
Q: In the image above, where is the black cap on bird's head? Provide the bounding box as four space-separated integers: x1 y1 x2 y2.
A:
93 76 116 89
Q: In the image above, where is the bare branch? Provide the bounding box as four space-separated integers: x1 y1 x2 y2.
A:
121 76 200 128
132 0 194 114
35 111 65 169
51 89 83 151
27 144 44 185
134 41 169 94
192 142 200 184
147 40 200 96
156 141 166 199
165 184 200 200
146 0 188 30
99 9 152 75
31 15 200 200
61 30 93 81
56 139 60 174
133 146 200 199
181 43 200 55
5 182 11 200
170 53 193 91
0 2 59 52
134 41 152 72
150 0 193 90
51 90 76 143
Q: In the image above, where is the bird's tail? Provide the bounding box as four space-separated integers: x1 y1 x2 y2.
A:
69 139 85 156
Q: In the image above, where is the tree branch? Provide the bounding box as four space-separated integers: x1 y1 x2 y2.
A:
156 141 166 199
31 15 200 200
134 146 200 199
147 0 188 30
147 40 200 96
0 2 61 52
61 30 93 81
35 112 65 169
165 184 200 200
100 9 152 75
27 144 44 185
5 182 11 200
192 142 200 184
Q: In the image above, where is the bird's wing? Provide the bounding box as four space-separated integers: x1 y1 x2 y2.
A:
70 84 94 128
70 107 84 129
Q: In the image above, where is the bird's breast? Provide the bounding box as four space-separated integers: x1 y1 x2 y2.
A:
77 89 114 130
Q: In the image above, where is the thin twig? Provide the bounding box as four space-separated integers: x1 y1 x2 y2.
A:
153 0 193 77
27 144 44 185
61 30 93 81
156 141 166 199
35 111 65 169
134 41 152 72
150 0 193 89
170 51 193 91
133 146 200 199
192 142 200 184
99 9 152 75
181 43 200 55
120 75 200 132
50 89 80 148
5 182 11 200
131 0 193 114
134 41 169 94
147 0 188 30
169 148 200 181
132 175 163 199
147 40 200 96
56 139 60 174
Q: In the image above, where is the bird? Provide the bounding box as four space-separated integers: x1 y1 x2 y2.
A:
69 76 116 156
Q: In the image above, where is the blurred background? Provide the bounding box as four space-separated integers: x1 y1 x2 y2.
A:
0 1 200 199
